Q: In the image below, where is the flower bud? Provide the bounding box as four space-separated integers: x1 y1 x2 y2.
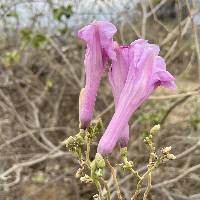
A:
162 146 172 154
120 147 128 157
166 153 176 160
75 134 84 145
150 124 160 135
64 136 74 148
80 174 92 183
95 153 105 168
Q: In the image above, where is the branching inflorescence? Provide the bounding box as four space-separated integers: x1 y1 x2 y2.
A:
64 20 176 200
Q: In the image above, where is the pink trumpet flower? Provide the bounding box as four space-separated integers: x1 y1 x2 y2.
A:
97 39 176 155
78 21 117 128
108 43 130 147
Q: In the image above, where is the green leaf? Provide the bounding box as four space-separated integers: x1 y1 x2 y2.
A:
6 11 18 18
63 5 73 18
53 8 62 21
190 117 200 131
3 50 20 66
20 28 33 45
0 4 6 9
141 131 150 139
53 5 73 21
31 33 47 49
20 29 46 49
58 27 68 35
141 113 161 124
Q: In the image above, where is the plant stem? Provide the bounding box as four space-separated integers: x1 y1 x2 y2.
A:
143 140 154 200
122 156 141 181
130 168 141 181
131 139 162 200
94 180 103 200
143 172 152 200
86 138 91 164
106 159 123 200
101 178 111 200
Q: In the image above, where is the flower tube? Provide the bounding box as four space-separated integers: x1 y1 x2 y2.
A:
78 21 117 128
108 43 130 147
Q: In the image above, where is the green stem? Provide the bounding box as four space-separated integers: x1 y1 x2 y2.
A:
107 159 123 200
101 178 111 200
143 172 152 200
86 138 91 164
94 180 103 200
122 156 141 180
131 153 162 199
130 168 141 181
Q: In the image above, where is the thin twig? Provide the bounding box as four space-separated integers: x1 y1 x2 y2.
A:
106 159 123 200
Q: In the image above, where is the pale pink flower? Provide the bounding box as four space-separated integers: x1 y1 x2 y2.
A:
97 39 176 155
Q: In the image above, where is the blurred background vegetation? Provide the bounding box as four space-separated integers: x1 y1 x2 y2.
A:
0 0 200 200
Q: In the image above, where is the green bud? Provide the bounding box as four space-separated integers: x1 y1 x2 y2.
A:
150 124 160 135
79 129 85 137
87 118 103 140
75 133 84 145
90 160 96 178
123 161 133 170
95 168 103 177
96 118 103 131
95 153 105 169
90 160 96 170
64 136 74 148
120 147 128 157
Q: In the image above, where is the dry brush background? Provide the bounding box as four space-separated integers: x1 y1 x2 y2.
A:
0 0 200 200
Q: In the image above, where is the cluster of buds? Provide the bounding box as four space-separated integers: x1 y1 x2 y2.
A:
120 147 141 180
120 147 134 170
79 153 105 186
90 153 106 179
80 174 93 183
64 132 84 149
144 125 176 162
86 118 103 141
64 130 85 158
162 146 176 160
64 119 103 158
144 124 160 142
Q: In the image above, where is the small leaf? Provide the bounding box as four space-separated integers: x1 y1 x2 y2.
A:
20 28 33 45
31 33 47 49
141 131 150 139
6 11 18 18
3 50 20 66
190 117 200 130
58 27 68 35
53 5 73 21
63 5 73 18
53 8 62 21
